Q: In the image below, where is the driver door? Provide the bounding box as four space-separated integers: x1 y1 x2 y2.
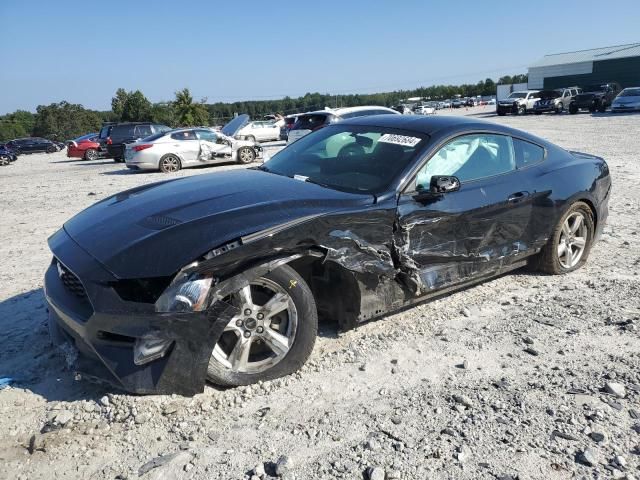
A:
395 133 534 294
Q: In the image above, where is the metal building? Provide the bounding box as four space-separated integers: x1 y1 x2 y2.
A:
528 43 640 89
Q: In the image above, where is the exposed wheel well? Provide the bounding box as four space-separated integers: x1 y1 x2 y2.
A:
287 255 361 330
577 197 598 229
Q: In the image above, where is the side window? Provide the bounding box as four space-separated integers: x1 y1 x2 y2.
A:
170 130 197 141
196 130 217 142
134 125 152 137
513 138 545 169
415 134 515 189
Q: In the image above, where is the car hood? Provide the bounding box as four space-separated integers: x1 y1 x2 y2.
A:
62 169 372 278
613 95 640 104
221 114 249 137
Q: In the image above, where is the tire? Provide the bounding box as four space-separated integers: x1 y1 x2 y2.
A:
159 154 181 173
237 146 256 164
589 103 596 113
206 264 317 387
569 104 578 114
0 155 9 166
46 146 56 154
84 149 98 161
530 201 595 275
598 103 607 113
518 105 526 115
555 102 563 113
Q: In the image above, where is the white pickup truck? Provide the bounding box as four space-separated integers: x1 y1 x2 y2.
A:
496 91 540 115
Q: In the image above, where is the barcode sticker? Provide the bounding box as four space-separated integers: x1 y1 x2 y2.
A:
378 134 421 147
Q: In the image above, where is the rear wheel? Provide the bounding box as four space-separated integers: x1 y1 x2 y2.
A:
237 146 256 164
569 104 578 114
0 155 10 166
46 145 56 154
598 102 607 113
530 202 594 274
207 264 317 387
84 149 98 161
159 154 181 173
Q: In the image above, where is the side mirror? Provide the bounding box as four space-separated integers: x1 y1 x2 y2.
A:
430 175 460 194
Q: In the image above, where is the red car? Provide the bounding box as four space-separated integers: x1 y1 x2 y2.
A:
67 133 100 160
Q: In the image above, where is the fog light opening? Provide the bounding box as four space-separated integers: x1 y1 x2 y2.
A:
133 335 173 365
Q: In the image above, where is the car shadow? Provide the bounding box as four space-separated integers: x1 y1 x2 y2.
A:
0 288 108 403
590 111 640 118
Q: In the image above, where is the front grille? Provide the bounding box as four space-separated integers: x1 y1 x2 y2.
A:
57 260 88 301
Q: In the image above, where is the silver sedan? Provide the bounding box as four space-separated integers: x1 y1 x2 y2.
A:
125 127 261 173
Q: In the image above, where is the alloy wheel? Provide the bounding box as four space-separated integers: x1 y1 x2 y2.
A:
557 212 588 268
161 155 180 172
211 278 297 374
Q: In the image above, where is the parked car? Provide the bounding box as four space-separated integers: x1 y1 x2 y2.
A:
465 98 477 107
0 144 18 165
496 91 540 115
610 87 640 113
66 133 100 160
287 106 399 144
46 115 610 395
125 115 262 173
413 104 436 115
532 87 581 114
5 137 59 154
569 83 621 113
236 121 281 143
451 98 465 108
106 123 171 162
487 98 496 105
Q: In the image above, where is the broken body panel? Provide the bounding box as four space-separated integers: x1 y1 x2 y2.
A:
45 116 611 395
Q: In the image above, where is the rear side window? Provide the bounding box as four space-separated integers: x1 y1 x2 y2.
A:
134 125 152 137
292 114 329 131
513 138 545 168
111 125 136 139
170 130 197 140
99 125 112 139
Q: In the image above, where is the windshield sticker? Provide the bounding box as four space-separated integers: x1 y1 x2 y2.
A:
378 134 421 147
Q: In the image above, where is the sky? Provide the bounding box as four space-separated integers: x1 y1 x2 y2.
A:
1 0 639 114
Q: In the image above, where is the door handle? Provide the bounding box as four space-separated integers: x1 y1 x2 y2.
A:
507 191 530 203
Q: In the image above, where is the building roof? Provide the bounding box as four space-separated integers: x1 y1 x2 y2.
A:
529 43 640 68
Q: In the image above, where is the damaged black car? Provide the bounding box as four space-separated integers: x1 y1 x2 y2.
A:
45 115 611 395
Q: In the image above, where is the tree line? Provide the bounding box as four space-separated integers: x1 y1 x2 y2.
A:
0 74 527 142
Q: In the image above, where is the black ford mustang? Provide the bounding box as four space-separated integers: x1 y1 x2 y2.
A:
45 115 611 395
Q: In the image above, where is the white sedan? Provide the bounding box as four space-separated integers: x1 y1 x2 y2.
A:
125 116 261 173
236 121 281 142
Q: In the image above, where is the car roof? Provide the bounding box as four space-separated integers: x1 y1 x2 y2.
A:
338 114 548 144
300 106 398 117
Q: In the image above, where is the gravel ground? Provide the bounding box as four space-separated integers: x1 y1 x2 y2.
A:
0 109 639 480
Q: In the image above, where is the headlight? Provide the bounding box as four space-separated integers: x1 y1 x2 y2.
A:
155 272 213 313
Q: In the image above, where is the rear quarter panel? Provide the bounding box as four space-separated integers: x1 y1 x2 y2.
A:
526 144 610 246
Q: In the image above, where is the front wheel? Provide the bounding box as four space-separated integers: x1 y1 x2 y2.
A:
207 264 317 387
518 105 526 115
530 201 594 274
555 102 563 113
237 146 256 164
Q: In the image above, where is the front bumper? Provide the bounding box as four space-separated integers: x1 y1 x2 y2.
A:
532 104 557 113
611 104 640 112
44 228 233 395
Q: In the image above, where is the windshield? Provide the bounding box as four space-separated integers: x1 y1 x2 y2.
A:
221 114 249 137
539 90 560 99
620 88 640 97
507 92 527 99
292 114 330 131
263 125 428 194
583 85 607 92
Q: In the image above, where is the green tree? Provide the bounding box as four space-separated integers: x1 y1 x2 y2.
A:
151 102 177 127
32 102 102 140
0 110 36 141
111 88 129 120
172 88 209 126
121 90 152 122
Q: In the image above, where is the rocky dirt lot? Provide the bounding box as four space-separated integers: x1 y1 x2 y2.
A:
0 109 639 480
